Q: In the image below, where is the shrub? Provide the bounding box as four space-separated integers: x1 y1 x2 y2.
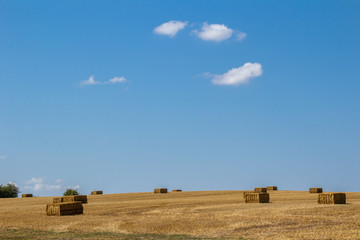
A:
63 188 79 196
0 183 20 198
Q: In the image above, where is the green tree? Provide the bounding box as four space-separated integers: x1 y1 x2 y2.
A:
63 188 79 196
0 183 20 198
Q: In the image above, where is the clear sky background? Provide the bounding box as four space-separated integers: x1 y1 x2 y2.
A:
0 0 359 196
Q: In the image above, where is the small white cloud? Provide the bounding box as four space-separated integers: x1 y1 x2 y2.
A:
154 20 188 37
108 76 126 84
55 179 64 184
80 75 99 86
0 155 7 160
24 177 62 191
194 23 233 42
67 185 80 191
236 32 247 41
80 76 127 86
210 62 263 86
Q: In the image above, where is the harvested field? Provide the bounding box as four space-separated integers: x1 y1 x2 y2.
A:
1 190 360 239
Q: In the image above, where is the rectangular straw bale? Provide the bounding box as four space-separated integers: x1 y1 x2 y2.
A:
21 194 33 198
172 189 182 192
309 188 323 193
318 193 346 204
254 187 267 193
91 191 103 195
244 193 270 203
243 191 253 198
267 186 278 191
46 202 83 216
154 188 168 193
53 195 87 204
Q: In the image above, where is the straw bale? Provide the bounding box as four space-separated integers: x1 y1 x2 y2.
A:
53 195 87 204
242 191 253 199
267 186 278 191
254 187 267 193
309 188 323 193
91 191 103 195
21 194 33 198
318 193 346 204
46 202 83 216
244 193 270 203
154 188 168 193
172 189 182 192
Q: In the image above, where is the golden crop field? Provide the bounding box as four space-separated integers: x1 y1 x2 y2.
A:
1 190 360 239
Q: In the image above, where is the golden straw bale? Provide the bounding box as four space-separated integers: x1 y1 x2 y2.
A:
53 195 87 204
318 193 346 204
154 188 168 193
21 194 33 198
46 202 83 216
244 193 270 203
91 191 103 195
309 188 323 193
254 187 267 193
267 186 278 191
172 189 182 192
242 191 253 198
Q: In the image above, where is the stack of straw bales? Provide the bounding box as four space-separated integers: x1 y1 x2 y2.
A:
21 194 33 198
242 191 253 198
244 193 270 203
172 189 182 192
318 193 346 204
53 195 87 204
267 186 278 191
91 191 103 195
46 202 83 216
254 187 267 193
309 188 323 193
154 188 167 193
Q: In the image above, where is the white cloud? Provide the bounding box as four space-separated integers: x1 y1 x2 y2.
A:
80 75 99 86
236 32 247 41
210 62 263 86
154 20 188 37
81 76 127 86
108 76 126 84
0 155 7 160
194 23 233 42
67 185 80 191
24 177 62 191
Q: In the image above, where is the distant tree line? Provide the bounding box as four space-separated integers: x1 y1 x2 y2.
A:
0 183 20 198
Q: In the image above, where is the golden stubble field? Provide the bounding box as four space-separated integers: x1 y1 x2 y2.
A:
0 190 360 239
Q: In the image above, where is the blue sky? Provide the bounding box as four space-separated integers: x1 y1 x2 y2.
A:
0 0 359 196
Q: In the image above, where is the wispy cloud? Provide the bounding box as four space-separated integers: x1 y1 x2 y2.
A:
236 32 247 41
209 62 263 86
193 23 233 42
154 20 188 37
0 155 7 160
24 177 62 191
80 76 99 86
80 76 127 87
